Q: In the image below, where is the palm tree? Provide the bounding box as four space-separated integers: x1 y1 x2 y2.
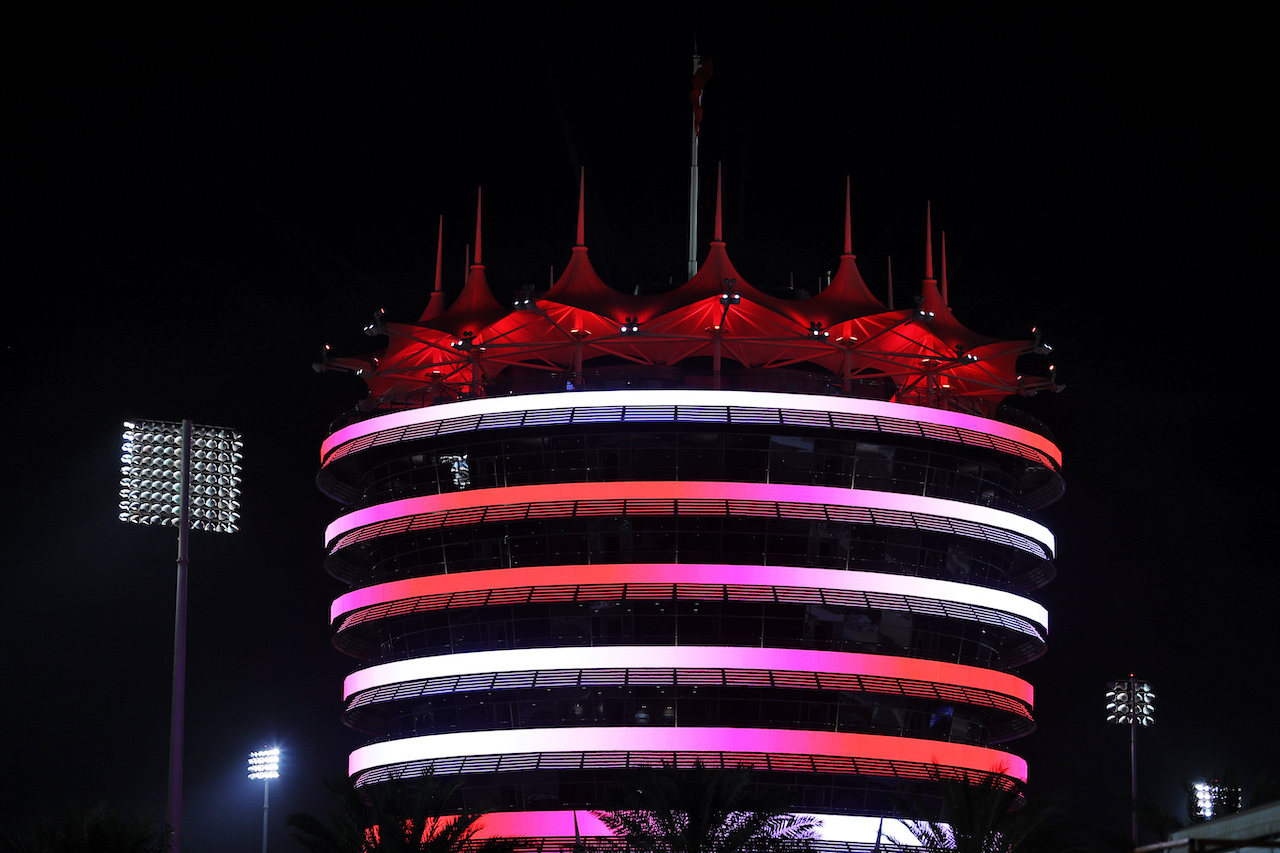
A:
880 769 1085 853
288 774 516 853
2 801 170 853
593 763 818 853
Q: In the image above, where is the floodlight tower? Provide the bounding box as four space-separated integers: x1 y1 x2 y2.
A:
248 747 281 853
1106 675 1155 846
119 418 243 853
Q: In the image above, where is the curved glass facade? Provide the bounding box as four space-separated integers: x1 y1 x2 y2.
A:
319 384 1061 838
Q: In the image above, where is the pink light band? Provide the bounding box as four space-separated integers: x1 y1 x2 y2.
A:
324 480 1054 558
473 811 613 839
331 564 1047 638
343 645 1033 708
348 726 1028 784
322 389 1061 470
469 812 917 844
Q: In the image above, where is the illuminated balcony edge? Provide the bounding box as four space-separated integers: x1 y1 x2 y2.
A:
349 726 1028 783
470 810 923 845
324 481 1055 558
332 564 1047 637
343 645 1034 707
321 388 1061 470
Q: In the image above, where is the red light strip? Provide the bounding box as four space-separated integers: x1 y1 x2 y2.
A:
468 811 917 843
331 564 1047 634
348 726 1028 783
324 481 1054 557
342 646 1033 707
322 389 1061 468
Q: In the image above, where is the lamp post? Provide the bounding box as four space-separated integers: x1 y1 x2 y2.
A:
1106 675 1155 847
248 747 281 853
119 419 242 853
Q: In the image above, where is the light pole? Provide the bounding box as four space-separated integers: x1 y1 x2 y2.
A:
119 419 243 853
248 747 281 853
1106 675 1155 847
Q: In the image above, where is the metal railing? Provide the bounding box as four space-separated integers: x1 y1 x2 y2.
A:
330 368 1055 443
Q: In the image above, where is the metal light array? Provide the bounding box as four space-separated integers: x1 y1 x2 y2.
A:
119 420 243 533
247 747 280 780
1106 679 1156 726
1194 781 1215 820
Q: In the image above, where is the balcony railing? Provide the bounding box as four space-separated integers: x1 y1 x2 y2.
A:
331 367 1056 443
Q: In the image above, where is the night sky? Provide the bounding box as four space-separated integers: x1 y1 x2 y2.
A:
3 4 1273 850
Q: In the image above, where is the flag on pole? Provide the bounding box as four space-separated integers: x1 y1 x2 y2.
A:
690 57 713 136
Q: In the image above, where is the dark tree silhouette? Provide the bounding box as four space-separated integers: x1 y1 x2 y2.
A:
2 801 170 853
288 775 516 853
880 769 1087 853
593 763 818 853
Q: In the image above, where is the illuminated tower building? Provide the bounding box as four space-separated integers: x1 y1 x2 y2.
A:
317 178 1062 844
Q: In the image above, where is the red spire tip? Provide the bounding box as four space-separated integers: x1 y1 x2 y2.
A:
576 168 585 247
924 202 934 281
714 162 723 242
474 187 483 266
843 176 853 255
434 216 444 293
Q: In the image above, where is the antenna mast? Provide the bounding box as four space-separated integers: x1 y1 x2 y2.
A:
688 52 712 278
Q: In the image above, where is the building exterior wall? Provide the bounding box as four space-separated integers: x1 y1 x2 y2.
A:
319 381 1061 842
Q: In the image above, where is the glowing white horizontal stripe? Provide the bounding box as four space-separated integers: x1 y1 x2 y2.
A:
322 388 1061 468
470 811 921 845
324 480 1055 556
331 564 1047 633
348 726 1028 782
343 646 1034 706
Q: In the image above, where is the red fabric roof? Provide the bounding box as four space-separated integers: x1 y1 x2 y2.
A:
331 192 1055 413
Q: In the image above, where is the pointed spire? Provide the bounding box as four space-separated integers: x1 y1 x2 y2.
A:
924 202 935 282
714 162 724 242
417 216 447 323
474 187 483 265
940 230 948 305
434 216 444 294
843 176 853 256
576 168 586 246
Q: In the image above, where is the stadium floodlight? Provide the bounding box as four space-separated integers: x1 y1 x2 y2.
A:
248 747 281 853
248 746 281 780
1107 675 1155 847
119 418 243 853
1106 678 1155 726
1194 781 1215 820
120 420 243 533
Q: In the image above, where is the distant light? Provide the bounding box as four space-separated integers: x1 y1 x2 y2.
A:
119 420 242 534
1194 781 1214 819
248 747 281 780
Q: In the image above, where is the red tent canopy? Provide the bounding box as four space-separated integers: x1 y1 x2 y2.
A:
326 184 1056 415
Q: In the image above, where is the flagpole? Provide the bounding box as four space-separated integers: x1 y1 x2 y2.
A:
687 52 701 279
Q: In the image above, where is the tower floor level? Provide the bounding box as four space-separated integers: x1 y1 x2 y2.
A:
317 181 1062 846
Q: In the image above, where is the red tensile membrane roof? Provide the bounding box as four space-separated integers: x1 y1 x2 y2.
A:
328 183 1055 415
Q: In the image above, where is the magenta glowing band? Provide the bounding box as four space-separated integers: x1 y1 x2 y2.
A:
472 811 613 839
324 480 1055 557
468 812 917 844
321 389 1061 469
342 646 1033 707
348 726 1028 783
331 564 1047 633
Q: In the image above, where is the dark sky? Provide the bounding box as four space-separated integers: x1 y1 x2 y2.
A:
3 4 1273 850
